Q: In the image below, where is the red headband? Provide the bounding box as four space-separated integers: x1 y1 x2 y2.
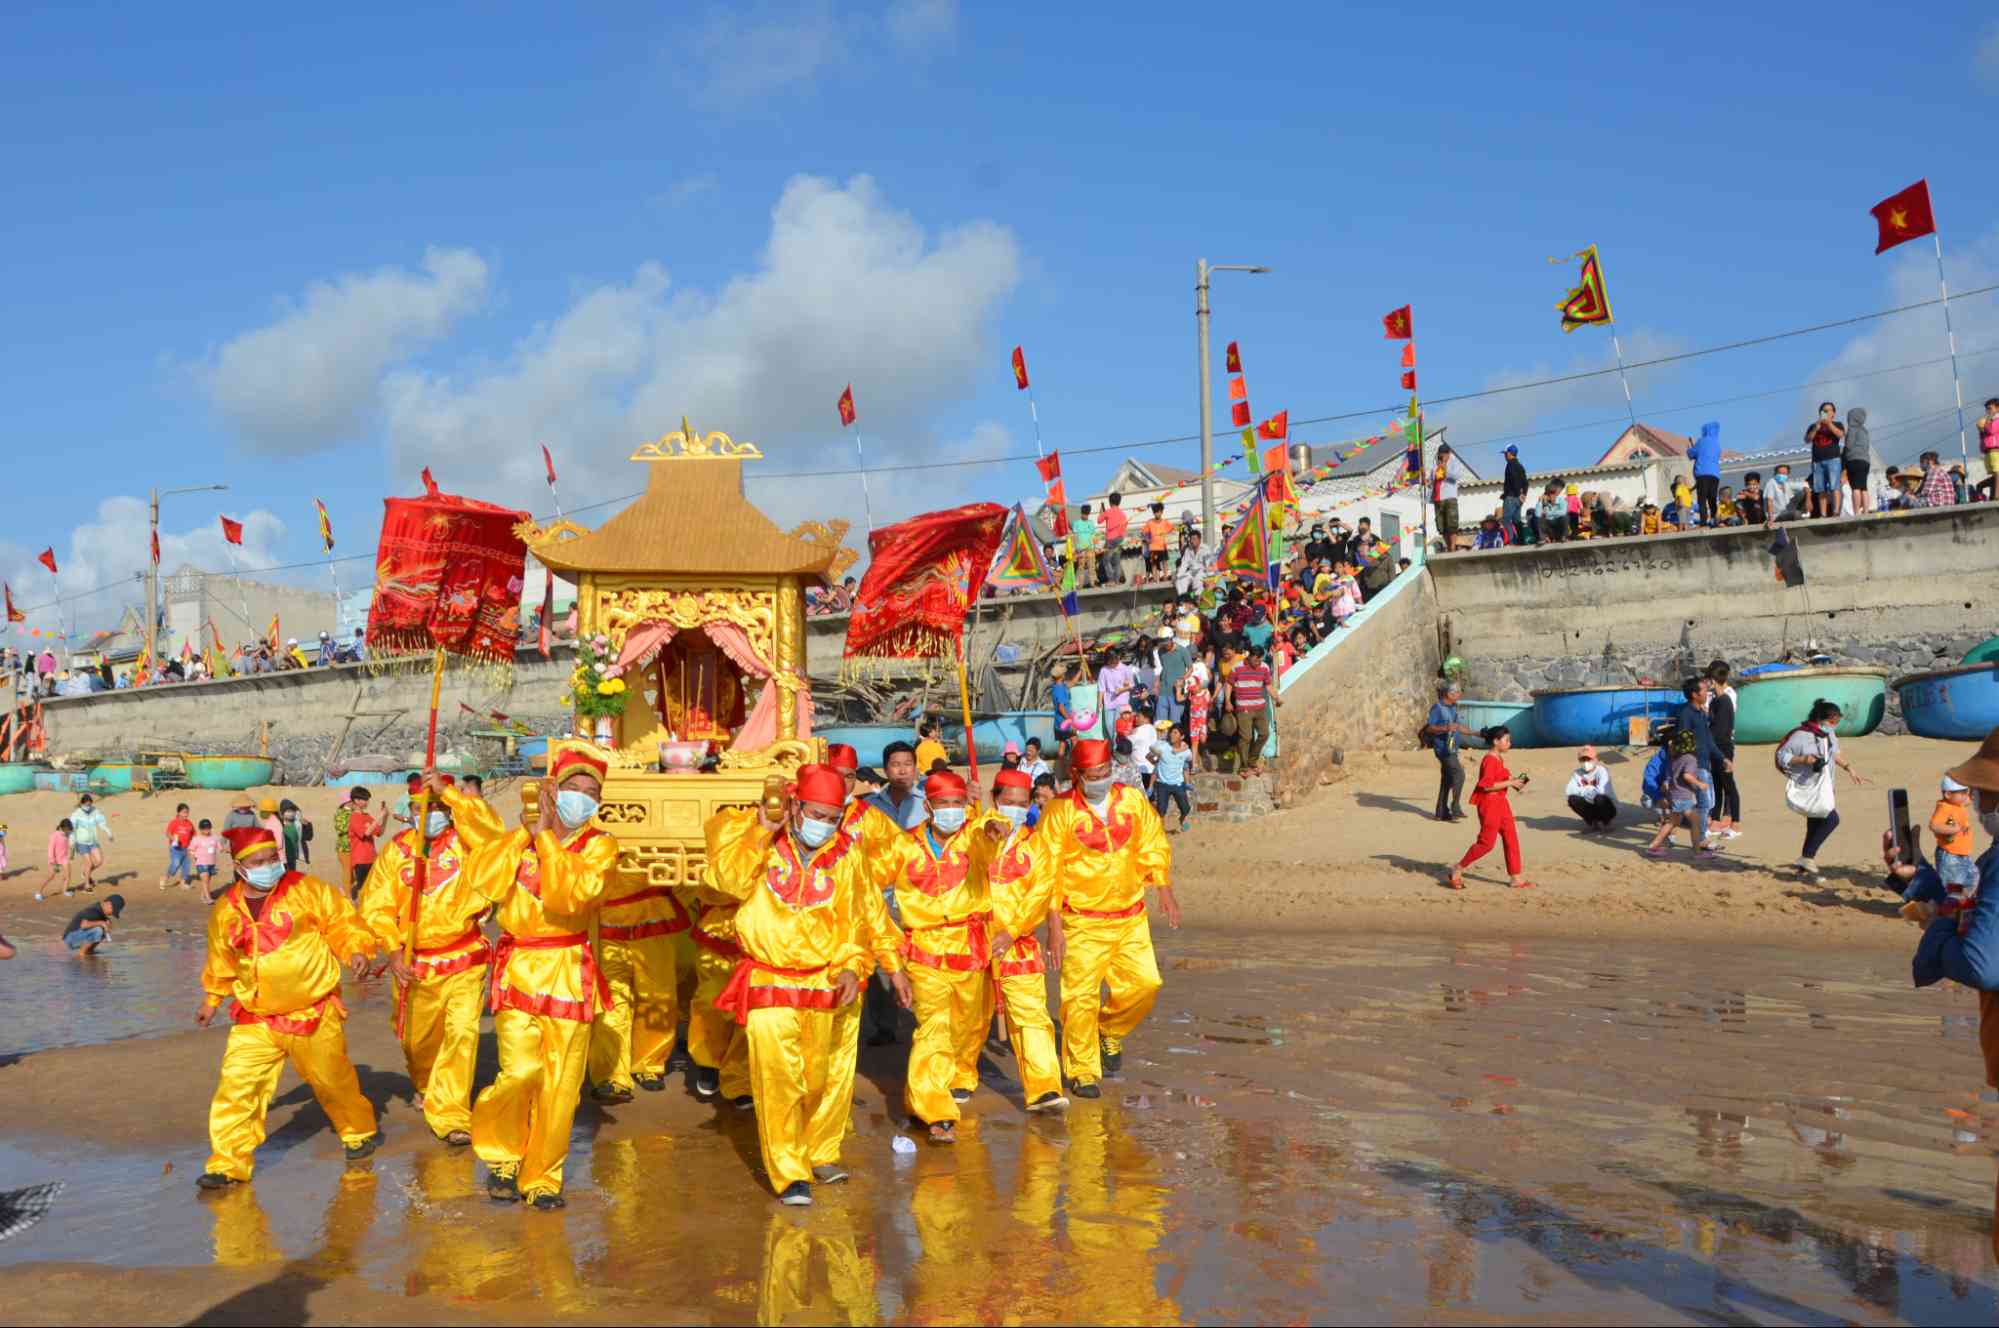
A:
924 771 969 801
222 826 279 859
794 764 846 807
825 743 859 773
993 769 1033 792
1071 738 1112 770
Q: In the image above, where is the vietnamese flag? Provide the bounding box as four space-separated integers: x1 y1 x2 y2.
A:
1034 451 1062 484
1256 410 1288 441
219 516 245 546
1383 305 1413 339
837 385 857 427
36 549 56 575
1225 341 1242 374
1871 179 1936 254
3 584 22 624
1011 346 1030 391
1230 401 1251 427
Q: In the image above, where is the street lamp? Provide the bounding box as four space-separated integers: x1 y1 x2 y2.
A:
147 484 229 666
1195 259 1272 543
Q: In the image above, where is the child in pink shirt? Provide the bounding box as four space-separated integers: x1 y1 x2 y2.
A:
35 818 73 902
189 820 221 896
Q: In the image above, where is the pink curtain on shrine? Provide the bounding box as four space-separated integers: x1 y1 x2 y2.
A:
611 619 812 749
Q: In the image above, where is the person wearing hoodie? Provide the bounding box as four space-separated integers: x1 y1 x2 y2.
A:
1691 422 1722 528
1842 407 1874 514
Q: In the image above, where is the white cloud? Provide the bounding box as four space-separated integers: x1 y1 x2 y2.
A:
1978 23 1999 89
380 173 1021 535
197 247 489 453
1794 230 1999 465
887 0 958 50
0 500 286 639
1429 327 1689 466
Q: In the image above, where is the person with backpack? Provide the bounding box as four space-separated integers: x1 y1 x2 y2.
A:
1776 699 1867 880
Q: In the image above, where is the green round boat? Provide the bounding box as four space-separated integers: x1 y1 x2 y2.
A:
1963 636 1999 666
87 761 155 792
185 755 276 790
0 763 39 795
1730 666 1889 744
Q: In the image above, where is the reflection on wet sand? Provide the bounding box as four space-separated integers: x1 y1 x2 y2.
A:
9 931 1999 1323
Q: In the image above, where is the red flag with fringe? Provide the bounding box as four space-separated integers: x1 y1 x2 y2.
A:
366 475 530 664
843 502 1008 671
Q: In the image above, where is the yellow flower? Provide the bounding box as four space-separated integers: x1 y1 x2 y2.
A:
596 680 617 695
609 678 626 694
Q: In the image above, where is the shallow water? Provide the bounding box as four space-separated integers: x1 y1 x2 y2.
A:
5 932 1998 1324
2 927 208 1056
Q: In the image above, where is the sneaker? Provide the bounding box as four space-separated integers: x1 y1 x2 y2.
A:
666 1046 693 1075
195 1172 240 1191
487 1170 520 1203
33 892 43 902
634 1073 666 1093
1100 1039 1123 1076
591 1082 633 1106
731 1095 756 1112
811 1163 850 1185
1723 827 1743 839
1027 1091 1070 1113
1797 858 1822 880
343 1132 383 1162
1643 846 1668 858
693 1067 720 1099
779 1181 813 1207
1071 1081 1101 1100
950 1088 974 1104
528 1191 566 1211
443 1130 472 1148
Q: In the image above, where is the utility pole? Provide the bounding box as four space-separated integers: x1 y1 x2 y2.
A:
1193 259 1271 544
146 487 159 671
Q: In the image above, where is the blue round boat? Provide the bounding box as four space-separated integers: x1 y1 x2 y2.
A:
1530 684 1685 748
813 723 915 770
1893 662 1999 740
0 763 39 795
184 755 276 790
942 710 1060 760
1455 699 1540 747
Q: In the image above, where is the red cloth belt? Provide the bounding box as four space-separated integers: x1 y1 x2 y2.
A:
713 955 839 1026
1062 898 1147 920
489 931 611 1022
599 889 693 943
994 934 1046 978
903 910 992 972
231 990 344 1037
691 925 743 961
412 923 492 978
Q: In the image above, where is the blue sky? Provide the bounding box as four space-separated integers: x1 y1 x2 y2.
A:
6 1 1999 633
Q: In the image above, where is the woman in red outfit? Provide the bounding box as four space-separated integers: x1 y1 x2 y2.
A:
1448 726 1537 890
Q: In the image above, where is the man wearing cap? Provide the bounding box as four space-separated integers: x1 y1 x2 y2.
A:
587 837 697 1104
194 825 382 1190
981 767 1067 1113
705 764 913 1206
1037 737 1179 1098
357 772 490 1147
1501 444 1529 543
1893 733 1999 1096
872 770 997 1143
447 743 619 1210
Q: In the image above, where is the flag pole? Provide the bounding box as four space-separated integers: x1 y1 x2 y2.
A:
1026 386 1046 459
954 631 980 788
1608 331 1638 428
1931 232 1970 470
852 430 876 534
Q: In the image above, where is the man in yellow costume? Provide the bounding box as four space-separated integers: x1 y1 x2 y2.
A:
706 763 911 1206
1037 738 1181 1098
194 826 382 1190
357 772 490 1147
981 766 1068 1113
872 770 997 1144
448 744 618 1210
587 856 694 1104
685 811 755 1106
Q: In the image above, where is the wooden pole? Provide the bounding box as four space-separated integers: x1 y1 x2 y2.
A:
398 645 447 1036
955 632 979 788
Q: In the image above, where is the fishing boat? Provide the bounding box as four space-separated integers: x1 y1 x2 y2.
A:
1731 666 1888 744
183 755 276 790
1893 662 1999 741
1530 684 1684 748
941 710 1060 759
0 764 40 795
1455 699 1540 747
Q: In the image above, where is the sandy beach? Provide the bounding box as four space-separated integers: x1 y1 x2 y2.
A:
1 733 1993 1324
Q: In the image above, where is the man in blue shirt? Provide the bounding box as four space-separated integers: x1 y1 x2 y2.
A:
1422 682 1474 821
858 740 927 1047
1675 677 1727 847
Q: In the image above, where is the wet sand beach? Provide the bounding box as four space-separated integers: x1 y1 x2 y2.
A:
2 734 1995 1323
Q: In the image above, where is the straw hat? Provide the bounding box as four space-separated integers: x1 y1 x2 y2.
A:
1946 729 1999 791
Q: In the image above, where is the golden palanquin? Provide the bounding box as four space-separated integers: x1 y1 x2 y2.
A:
519 424 855 887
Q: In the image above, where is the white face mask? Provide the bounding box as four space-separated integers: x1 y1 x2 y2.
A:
796 815 838 849
1082 777 1115 802
425 811 450 838
998 804 1030 829
1580 761 1597 773
931 807 968 834
554 789 598 828
244 862 284 890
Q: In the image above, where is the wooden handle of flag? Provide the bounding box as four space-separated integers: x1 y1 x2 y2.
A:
955 633 979 788
398 645 447 1035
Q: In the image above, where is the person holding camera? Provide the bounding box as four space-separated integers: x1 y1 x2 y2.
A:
1447 725 1536 890
1803 401 1846 519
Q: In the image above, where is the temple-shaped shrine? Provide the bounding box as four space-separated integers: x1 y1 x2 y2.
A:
519 422 853 887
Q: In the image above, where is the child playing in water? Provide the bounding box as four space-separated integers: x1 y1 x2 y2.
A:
34 818 73 902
